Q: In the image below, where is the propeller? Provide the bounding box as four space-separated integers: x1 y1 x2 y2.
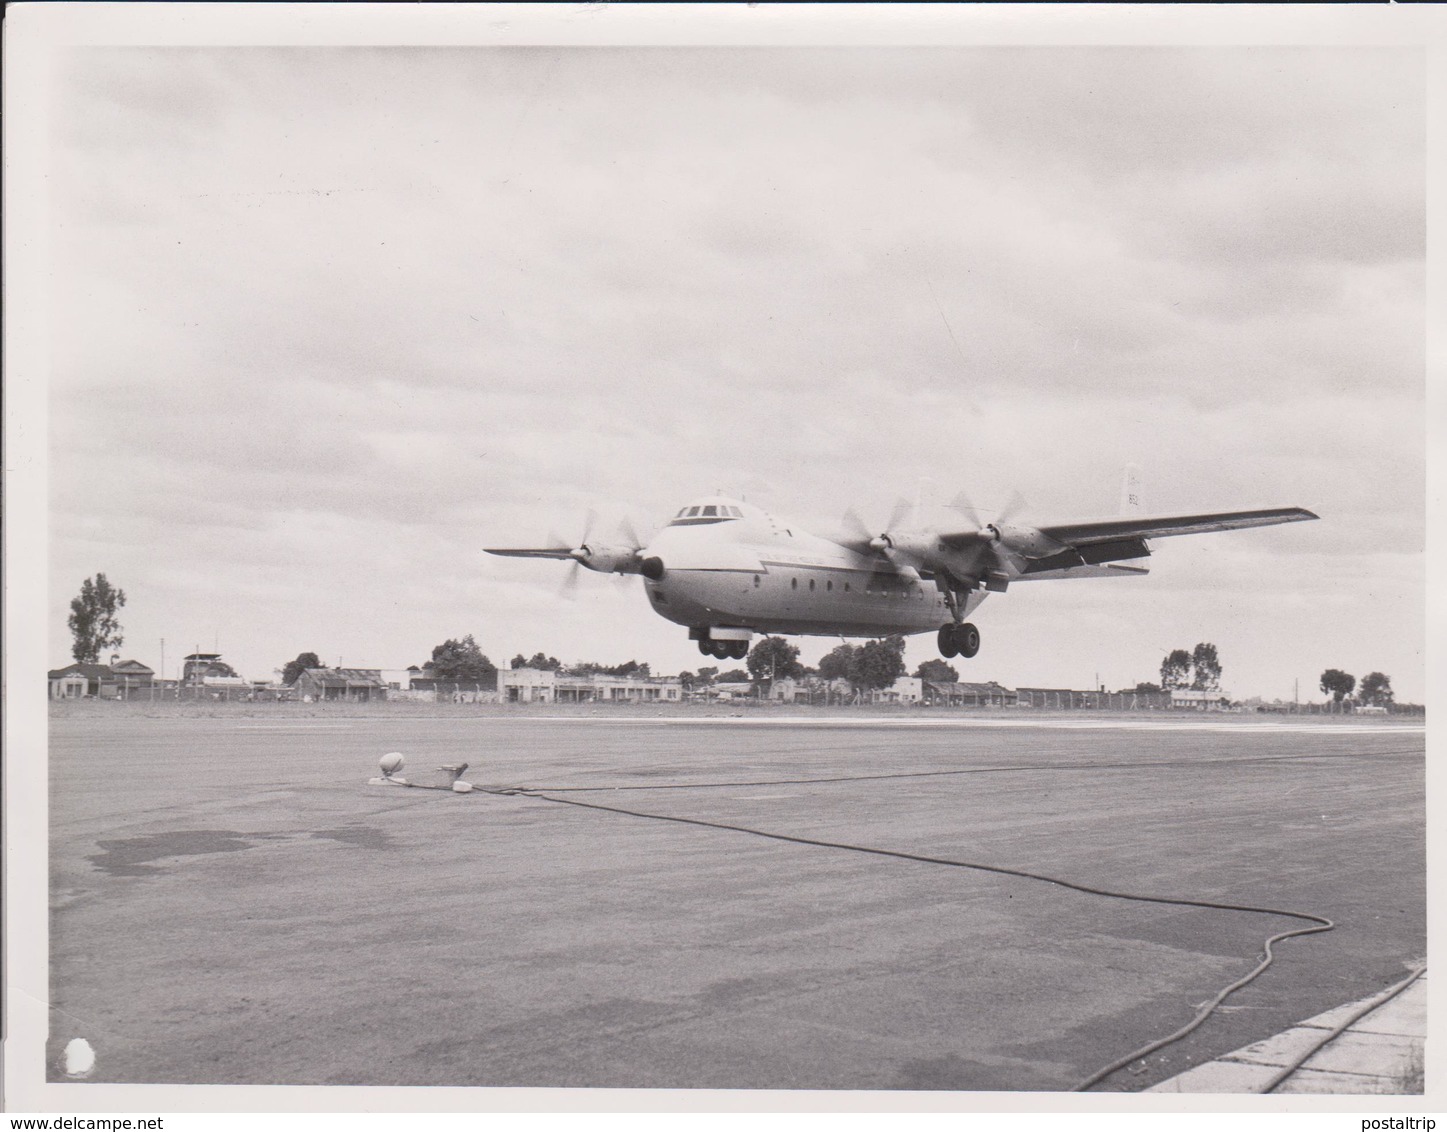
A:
943 489 1058 584
948 489 1025 535
841 496 912 548
557 511 653 597
555 510 598 599
840 497 922 584
613 515 651 587
618 515 644 551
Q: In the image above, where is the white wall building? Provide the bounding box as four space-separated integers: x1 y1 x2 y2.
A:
871 676 923 705
497 667 683 705
1170 688 1230 710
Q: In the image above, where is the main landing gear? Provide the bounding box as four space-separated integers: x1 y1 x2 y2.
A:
697 639 748 660
698 638 748 660
936 582 981 659
691 628 750 660
937 622 980 659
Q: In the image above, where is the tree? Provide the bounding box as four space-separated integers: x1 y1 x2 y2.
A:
1132 681 1163 694
1319 669 1356 704
915 658 959 684
68 573 126 664
818 643 859 684
852 635 908 692
429 635 495 681
746 636 803 685
603 660 650 678
1190 642 1222 692
1359 672 1394 706
512 652 561 671
716 668 748 683
1160 649 1192 691
568 659 651 677
694 666 719 685
281 651 321 685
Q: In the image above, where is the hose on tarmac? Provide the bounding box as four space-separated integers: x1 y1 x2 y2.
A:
490 786 1336 1092
1257 965 1425 1094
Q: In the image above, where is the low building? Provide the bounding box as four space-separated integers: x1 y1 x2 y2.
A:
293 667 390 702
560 672 683 703
407 677 497 703
1170 688 1232 711
50 670 89 699
48 663 121 699
497 667 684 704
871 676 923 705
182 652 240 685
499 666 552 703
110 659 155 692
49 663 111 699
767 676 852 704
769 677 807 703
923 680 1016 707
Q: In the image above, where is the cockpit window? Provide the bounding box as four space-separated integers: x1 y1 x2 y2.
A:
668 502 744 525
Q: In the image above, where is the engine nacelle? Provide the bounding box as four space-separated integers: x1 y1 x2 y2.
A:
573 545 641 574
876 531 936 562
987 523 1065 560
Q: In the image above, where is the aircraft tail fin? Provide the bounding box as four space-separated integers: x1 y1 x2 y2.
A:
1119 464 1144 516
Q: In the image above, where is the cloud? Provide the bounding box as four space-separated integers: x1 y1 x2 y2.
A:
44 46 1425 698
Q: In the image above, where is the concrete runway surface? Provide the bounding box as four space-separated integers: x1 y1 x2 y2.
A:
47 708 1424 1092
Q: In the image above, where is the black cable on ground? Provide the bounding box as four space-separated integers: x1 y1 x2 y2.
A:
490 786 1335 1092
1257 965 1425 1094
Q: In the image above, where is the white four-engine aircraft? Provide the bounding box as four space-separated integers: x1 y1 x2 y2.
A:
485 471 1318 661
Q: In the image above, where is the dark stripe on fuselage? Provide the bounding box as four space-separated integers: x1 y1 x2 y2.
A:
757 559 935 584
666 517 739 527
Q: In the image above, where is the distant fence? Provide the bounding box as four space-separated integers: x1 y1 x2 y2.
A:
1014 690 1176 711
1277 701 1424 717
113 684 293 703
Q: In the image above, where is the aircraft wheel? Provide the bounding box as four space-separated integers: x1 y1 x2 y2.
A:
729 640 749 660
937 624 959 658
698 639 712 656
957 622 981 659
711 641 732 660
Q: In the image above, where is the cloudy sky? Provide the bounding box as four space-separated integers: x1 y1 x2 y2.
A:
43 43 1425 700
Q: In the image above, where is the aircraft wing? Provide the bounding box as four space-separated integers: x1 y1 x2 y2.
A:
1015 562 1151 582
482 546 575 560
1034 507 1319 546
927 505 1318 585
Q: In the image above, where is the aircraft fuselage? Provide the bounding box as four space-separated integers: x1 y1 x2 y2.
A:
638 498 983 639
